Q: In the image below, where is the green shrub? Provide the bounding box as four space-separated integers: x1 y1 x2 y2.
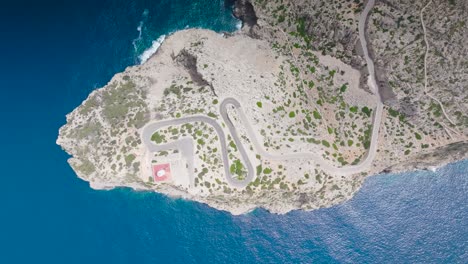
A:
229 141 237 151
151 132 165 144
256 165 262 176
125 154 136 167
362 106 372 117
340 84 347 93
388 108 399 117
322 140 330 147
277 15 285 23
415 132 422 140
313 111 322 119
230 159 245 176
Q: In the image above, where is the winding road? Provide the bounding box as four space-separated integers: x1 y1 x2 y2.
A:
420 0 460 139
141 0 384 188
141 114 254 188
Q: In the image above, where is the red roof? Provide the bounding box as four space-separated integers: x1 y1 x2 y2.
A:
152 163 171 182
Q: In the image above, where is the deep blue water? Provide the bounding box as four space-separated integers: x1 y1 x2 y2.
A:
0 1 466 263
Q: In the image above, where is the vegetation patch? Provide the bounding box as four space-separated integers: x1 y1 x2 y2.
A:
415 132 422 140
362 106 372 117
125 154 136 167
230 159 246 178
313 111 322 119
321 140 330 148
151 132 165 144
340 84 347 93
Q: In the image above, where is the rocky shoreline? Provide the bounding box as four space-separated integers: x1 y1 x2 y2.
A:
57 0 467 215
382 141 468 174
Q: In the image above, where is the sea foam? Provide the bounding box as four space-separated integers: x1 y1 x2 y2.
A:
132 21 144 52
132 9 150 53
236 20 242 30
139 35 166 64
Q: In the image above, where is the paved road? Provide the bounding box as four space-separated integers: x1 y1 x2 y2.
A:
142 138 195 186
356 0 385 173
141 0 384 187
141 114 254 188
217 0 385 176
358 0 379 97
221 98 382 176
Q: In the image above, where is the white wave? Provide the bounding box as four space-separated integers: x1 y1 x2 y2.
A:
132 21 144 51
139 35 166 64
236 20 242 30
132 9 150 52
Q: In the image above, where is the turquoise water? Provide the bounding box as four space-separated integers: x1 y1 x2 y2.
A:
0 1 466 263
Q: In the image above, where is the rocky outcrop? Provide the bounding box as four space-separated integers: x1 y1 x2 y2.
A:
232 0 258 36
383 141 468 173
172 49 216 96
367 0 468 135
57 0 467 215
233 0 257 27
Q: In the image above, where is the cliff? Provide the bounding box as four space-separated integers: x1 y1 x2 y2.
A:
57 0 467 215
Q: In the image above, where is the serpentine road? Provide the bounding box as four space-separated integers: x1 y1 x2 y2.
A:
141 0 384 188
141 113 254 188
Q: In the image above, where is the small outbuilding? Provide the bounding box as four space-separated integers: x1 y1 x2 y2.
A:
152 163 172 182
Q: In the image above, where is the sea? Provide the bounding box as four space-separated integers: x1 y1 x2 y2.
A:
0 0 466 263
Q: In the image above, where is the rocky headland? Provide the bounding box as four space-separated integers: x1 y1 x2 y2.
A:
57 0 467 214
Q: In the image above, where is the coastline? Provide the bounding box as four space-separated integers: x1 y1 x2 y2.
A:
85 157 468 215
57 0 467 216
3 0 467 262
58 26 467 215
